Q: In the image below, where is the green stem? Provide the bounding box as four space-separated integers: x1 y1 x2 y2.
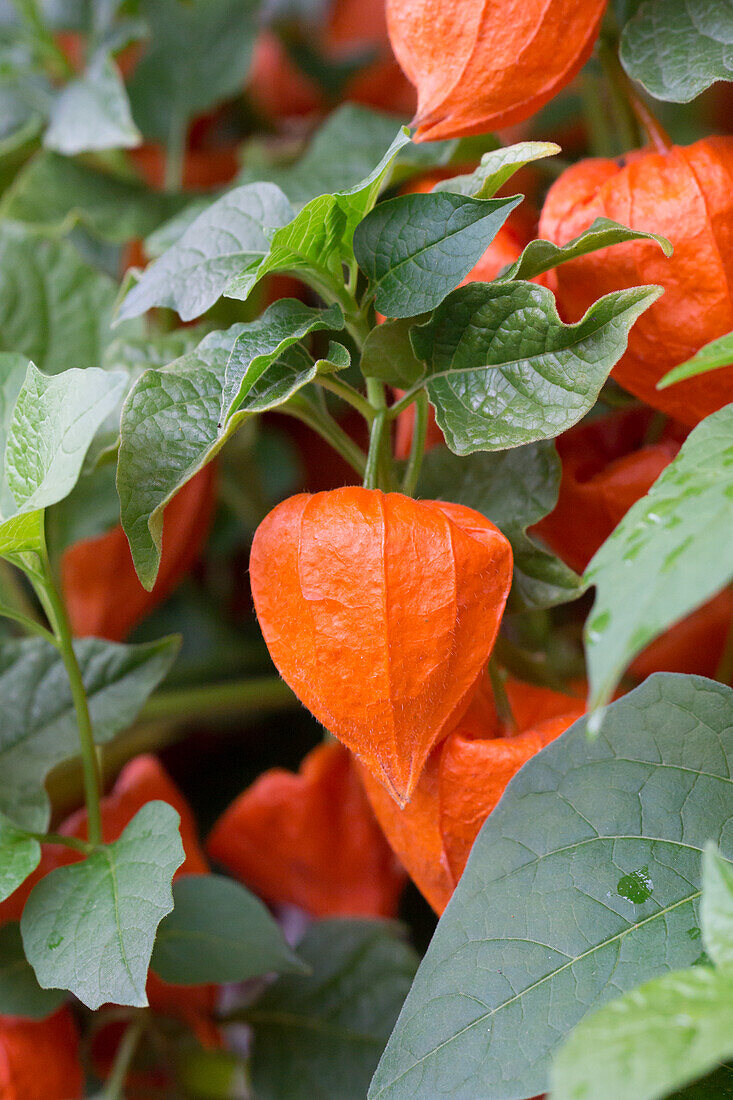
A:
401 390 429 497
315 375 375 422
581 73 614 159
28 831 92 854
596 38 640 153
33 528 103 847
101 1018 146 1100
364 378 389 490
488 658 516 734
140 677 298 722
388 385 423 419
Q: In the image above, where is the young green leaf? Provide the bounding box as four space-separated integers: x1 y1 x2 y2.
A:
497 217 672 283
584 404 733 714
550 967 733 1100
225 126 412 305
127 0 259 142
411 282 660 453
44 52 141 155
0 813 40 903
620 0 733 103
701 846 733 973
0 635 179 832
221 299 343 416
0 223 132 373
0 924 66 1020
0 151 185 242
353 191 522 318
151 874 306 985
4 362 127 514
658 331 733 389
433 141 561 200
250 919 418 1100
416 444 584 611
116 183 295 322
21 800 184 1009
118 321 332 588
370 675 733 1100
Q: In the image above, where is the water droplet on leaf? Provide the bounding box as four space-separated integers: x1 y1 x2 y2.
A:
617 867 653 904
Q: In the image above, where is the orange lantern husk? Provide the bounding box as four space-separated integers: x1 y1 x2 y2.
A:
208 740 405 918
249 488 513 805
539 138 733 426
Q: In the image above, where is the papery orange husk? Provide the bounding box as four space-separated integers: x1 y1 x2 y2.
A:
208 741 405 917
63 464 216 642
248 0 416 120
249 488 513 804
0 1009 83 1100
0 757 217 1042
387 0 606 140
539 138 733 426
362 678 585 913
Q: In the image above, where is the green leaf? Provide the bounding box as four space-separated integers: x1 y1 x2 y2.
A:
151 874 306 985
21 800 184 1009
411 282 660 453
658 331 733 389
250 919 419 1100
354 191 522 318
550 967 733 1100
0 222 130 373
117 324 325 588
0 923 66 1020
116 183 294 322
620 0 733 103
0 151 185 242
0 812 39 902
4 362 127 513
498 217 672 283
370 674 733 1100
44 51 141 154
433 141 561 199
584 404 733 713
416 444 584 611
361 318 427 389
237 103 410 209
0 511 43 557
0 635 179 832
224 126 412 305
127 0 259 142
701 846 733 972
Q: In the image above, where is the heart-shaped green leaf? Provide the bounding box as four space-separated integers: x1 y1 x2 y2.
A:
370 675 733 1100
22 800 184 1009
620 0 733 103
44 51 140 155
411 282 660 453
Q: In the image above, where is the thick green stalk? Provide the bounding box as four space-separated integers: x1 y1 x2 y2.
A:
34 530 103 846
